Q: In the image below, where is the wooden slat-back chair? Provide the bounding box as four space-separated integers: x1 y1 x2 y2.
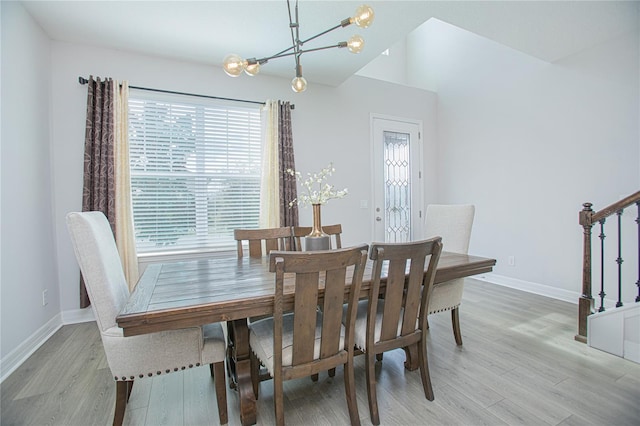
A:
292 223 345 380
234 227 295 326
234 227 294 258
248 244 369 426
351 238 442 425
292 224 342 251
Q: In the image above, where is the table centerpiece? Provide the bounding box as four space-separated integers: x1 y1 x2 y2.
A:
287 162 348 250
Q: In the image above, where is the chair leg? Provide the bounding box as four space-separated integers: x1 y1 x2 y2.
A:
126 380 134 402
328 367 336 377
375 353 383 362
365 352 380 425
344 359 361 426
113 380 132 426
418 337 435 401
213 362 229 425
274 369 285 426
311 373 319 382
452 308 463 346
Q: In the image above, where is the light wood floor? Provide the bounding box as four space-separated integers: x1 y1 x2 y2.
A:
2 279 639 425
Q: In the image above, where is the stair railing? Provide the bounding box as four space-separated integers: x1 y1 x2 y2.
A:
576 190 640 342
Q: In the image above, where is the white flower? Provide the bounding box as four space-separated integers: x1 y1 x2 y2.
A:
287 162 348 207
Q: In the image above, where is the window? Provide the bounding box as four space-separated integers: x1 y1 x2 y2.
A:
128 90 262 255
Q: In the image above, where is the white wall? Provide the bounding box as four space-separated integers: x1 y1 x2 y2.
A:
407 19 639 297
50 42 438 314
356 37 409 87
1 2 60 361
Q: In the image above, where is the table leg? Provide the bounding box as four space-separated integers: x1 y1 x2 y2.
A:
226 319 257 426
403 343 419 371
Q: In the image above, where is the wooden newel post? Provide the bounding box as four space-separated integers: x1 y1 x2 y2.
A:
576 202 594 342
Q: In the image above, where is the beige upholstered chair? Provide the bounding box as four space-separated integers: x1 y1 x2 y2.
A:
249 245 369 426
234 227 294 257
292 224 342 250
66 212 228 426
424 204 475 345
349 238 442 425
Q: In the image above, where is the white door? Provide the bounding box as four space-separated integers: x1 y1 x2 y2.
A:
371 115 423 242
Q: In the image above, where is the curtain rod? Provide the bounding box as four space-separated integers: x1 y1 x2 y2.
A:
77 77 294 109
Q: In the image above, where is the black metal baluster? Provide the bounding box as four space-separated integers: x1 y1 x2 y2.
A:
636 201 640 303
616 210 623 308
598 219 606 312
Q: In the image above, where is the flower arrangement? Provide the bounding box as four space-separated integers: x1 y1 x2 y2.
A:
287 162 348 207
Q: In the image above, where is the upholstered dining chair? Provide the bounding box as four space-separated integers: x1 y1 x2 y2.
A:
424 204 475 345
349 238 442 425
248 244 369 426
66 212 228 426
234 227 294 258
292 224 342 251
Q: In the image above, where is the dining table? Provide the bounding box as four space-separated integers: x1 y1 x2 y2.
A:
116 250 496 425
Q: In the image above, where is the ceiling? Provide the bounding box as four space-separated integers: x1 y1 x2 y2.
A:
21 1 639 87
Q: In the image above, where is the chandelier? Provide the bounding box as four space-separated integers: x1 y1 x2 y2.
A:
222 1 375 93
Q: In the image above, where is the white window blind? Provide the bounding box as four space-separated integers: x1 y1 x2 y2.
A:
128 90 262 254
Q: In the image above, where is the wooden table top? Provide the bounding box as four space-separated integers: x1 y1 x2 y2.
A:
117 251 496 337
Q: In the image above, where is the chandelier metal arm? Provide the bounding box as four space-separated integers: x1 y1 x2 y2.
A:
249 42 348 66
299 20 350 46
289 1 300 57
253 0 350 68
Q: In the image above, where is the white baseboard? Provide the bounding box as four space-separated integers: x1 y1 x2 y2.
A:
1 308 96 384
62 307 95 324
475 273 579 304
0 314 63 383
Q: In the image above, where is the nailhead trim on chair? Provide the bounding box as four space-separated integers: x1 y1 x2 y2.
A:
429 303 461 314
114 363 207 381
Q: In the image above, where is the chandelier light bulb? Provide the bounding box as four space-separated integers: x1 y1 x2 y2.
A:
353 4 375 28
222 54 245 77
347 35 365 53
291 76 307 93
244 62 260 76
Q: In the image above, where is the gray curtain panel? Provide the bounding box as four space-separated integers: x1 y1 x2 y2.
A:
278 101 299 227
80 76 115 308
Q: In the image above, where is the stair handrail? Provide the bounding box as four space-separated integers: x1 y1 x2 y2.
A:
577 190 640 342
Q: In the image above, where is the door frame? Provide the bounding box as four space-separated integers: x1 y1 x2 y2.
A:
370 113 424 242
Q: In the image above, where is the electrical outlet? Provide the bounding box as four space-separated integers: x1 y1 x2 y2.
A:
508 256 515 266
42 289 48 306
